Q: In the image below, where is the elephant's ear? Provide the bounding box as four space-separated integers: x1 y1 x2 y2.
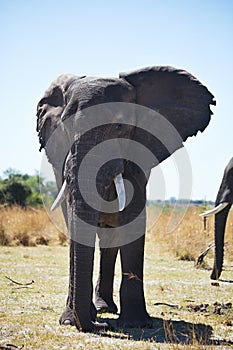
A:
36 74 77 151
120 66 215 164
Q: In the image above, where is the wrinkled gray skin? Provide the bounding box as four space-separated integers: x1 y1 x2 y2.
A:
37 66 215 332
211 158 233 280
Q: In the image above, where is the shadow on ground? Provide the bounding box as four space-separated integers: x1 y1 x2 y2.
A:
99 316 233 346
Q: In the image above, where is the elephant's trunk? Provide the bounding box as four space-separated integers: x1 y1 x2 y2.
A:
211 203 231 280
66 141 125 331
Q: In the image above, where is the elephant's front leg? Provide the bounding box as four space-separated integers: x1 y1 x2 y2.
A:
73 241 98 331
118 234 152 328
95 246 119 314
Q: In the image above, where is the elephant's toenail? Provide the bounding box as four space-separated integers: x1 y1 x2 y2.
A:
63 319 71 325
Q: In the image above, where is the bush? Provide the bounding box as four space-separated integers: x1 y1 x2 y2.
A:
0 169 43 208
0 180 32 207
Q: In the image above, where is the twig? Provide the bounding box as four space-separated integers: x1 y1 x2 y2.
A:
123 272 141 282
5 276 34 286
203 216 207 231
154 302 180 309
0 344 24 350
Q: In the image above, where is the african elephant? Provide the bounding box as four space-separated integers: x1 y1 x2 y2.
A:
36 66 215 332
201 157 233 280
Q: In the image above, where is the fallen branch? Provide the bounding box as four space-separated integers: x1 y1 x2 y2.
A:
196 242 215 266
5 276 34 286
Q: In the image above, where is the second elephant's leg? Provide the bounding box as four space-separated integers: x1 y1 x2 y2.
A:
118 234 152 328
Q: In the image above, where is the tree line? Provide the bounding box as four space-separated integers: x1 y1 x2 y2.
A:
0 169 56 208
1 168 213 209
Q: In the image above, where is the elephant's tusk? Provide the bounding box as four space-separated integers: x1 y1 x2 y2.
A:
200 202 229 218
114 174 126 212
51 174 126 212
51 180 68 211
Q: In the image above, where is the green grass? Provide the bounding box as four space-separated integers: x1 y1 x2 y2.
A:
0 244 232 349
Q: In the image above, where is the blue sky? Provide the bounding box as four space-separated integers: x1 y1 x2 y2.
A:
1 0 233 200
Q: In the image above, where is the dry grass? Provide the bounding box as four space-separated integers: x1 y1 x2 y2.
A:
0 205 232 265
0 204 233 349
147 205 233 264
0 206 64 246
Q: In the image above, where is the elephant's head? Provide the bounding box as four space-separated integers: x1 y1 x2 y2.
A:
37 66 215 331
37 67 215 229
201 157 233 280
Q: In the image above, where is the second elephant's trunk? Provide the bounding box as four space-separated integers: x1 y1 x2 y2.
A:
211 204 231 280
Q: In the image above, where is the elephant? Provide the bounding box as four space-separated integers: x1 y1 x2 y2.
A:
36 66 215 332
201 157 233 280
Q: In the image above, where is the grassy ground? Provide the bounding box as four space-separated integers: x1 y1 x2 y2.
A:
0 206 233 349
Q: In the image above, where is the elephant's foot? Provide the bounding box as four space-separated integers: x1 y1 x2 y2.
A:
117 311 153 329
59 303 97 326
210 271 217 280
210 266 221 280
59 307 75 326
82 320 113 333
95 296 118 314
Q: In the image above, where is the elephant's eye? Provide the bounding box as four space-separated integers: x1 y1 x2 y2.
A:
116 124 122 129
228 171 233 181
